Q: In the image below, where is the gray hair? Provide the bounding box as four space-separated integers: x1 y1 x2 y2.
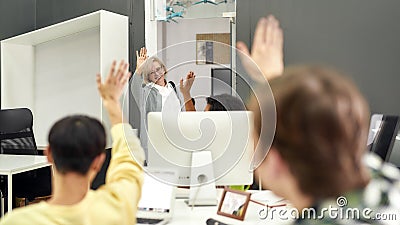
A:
140 56 168 84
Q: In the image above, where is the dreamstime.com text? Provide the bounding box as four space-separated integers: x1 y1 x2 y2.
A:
258 196 398 221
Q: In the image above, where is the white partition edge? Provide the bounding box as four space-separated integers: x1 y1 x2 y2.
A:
145 0 159 55
1 12 100 46
1 43 35 110
100 10 129 147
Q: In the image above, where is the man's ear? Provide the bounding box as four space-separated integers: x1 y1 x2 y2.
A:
44 146 54 163
91 153 106 173
257 147 289 179
254 146 284 190
268 147 290 177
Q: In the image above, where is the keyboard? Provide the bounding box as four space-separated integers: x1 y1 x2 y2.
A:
137 218 164 224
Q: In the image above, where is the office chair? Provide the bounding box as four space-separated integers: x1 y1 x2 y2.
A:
368 114 400 167
0 108 38 155
0 108 51 212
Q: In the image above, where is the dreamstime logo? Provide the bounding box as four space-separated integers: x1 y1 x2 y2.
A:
127 41 276 186
336 196 347 207
258 196 398 221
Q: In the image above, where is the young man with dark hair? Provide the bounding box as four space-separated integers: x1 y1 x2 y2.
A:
179 78 246 112
239 15 400 224
205 94 246 111
48 115 107 175
0 60 144 224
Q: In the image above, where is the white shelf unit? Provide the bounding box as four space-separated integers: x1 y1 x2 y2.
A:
1 10 129 148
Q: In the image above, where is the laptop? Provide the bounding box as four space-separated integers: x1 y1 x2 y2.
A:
136 169 177 225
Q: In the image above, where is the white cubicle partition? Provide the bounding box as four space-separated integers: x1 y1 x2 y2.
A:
1 10 129 148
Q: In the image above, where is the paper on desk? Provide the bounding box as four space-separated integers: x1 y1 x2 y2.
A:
251 190 285 204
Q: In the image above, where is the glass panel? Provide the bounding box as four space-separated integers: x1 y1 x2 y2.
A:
155 0 236 21
389 131 400 167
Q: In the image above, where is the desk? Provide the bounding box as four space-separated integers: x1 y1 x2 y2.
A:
0 154 50 215
170 190 292 225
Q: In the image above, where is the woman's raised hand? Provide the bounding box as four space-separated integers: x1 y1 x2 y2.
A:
135 47 148 73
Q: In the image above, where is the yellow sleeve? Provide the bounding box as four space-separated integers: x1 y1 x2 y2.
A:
0 124 145 225
103 123 145 204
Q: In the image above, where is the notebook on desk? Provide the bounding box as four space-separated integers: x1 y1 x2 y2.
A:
136 169 177 225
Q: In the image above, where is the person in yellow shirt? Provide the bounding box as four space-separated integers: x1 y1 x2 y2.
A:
0 60 144 225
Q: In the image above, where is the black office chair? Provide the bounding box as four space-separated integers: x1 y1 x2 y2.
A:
0 108 38 155
368 114 400 168
0 108 51 212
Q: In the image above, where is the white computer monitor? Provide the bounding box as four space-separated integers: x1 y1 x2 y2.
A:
147 111 254 205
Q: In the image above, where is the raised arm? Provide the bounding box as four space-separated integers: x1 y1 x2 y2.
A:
131 47 148 113
179 71 196 111
96 60 144 209
236 15 284 82
135 47 148 74
96 60 130 125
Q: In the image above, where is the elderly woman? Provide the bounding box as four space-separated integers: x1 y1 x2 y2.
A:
131 47 195 161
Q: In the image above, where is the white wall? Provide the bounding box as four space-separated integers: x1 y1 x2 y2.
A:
157 18 231 110
35 27 100 146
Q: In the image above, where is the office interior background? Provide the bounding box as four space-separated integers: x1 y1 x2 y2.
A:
1 0 400 118
1 0 400 221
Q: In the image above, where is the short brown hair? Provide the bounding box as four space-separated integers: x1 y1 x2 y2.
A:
254 65 370 199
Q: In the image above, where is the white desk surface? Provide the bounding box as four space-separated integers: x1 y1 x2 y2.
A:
0 154 51 215
0 154 49 175
170 189 293 225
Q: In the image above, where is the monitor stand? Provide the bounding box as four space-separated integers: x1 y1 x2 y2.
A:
185 151 218 206
1 190 4 217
